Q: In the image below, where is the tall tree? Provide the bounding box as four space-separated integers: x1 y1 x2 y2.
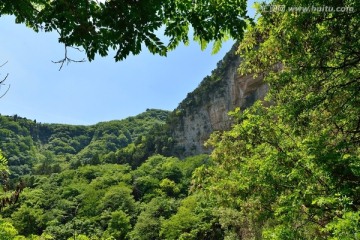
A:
194 0 360 238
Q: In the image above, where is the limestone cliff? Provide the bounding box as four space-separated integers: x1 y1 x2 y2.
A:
170 44 268 156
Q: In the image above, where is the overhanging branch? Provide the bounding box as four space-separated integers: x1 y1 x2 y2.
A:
52 45 86 71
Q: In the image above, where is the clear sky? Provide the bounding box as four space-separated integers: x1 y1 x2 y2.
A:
0 3 256 125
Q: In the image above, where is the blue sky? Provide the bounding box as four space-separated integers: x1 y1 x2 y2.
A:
0 3 256 125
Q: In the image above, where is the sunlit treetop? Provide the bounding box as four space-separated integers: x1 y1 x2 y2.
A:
0 0 250 61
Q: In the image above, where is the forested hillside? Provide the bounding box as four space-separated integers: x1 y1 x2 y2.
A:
0 109 169 179
1 0 359 239
0 152 211 239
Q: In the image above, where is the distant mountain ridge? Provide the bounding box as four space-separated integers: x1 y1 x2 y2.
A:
0 109 169 177
0 43 268 175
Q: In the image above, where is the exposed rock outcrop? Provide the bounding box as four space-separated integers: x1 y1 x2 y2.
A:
171 44 268 157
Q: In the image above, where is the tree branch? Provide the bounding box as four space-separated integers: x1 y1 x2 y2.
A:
0 61 10 99
52 45 86 71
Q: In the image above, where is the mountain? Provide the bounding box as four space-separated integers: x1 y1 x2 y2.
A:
105 43 269 159
168 44 268 156
0 43 268 175
1 5 358 238
0 109 169 177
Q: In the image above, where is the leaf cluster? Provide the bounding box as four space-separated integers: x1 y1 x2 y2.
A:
1 0 251 61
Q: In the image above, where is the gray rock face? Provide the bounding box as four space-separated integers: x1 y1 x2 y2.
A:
171 45 268 157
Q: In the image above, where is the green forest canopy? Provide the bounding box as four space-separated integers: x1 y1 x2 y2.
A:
0 0 359 239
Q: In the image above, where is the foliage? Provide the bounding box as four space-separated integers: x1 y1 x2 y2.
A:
0 217 21 239
160 193 222 240
1 1 359 238
0 149 8 173
130 196 177 240
0 153 209 239
103 210 131 240
0 0 250 61
0 109 169 177
193 0 360 238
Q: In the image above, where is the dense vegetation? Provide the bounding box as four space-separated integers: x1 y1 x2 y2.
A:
0 153 211 239
0 0 249 61
0 109 169 179
1 0 359 239
196 0 359 238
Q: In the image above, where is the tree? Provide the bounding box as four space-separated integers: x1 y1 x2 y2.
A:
160 194 221 240
103 210 131 240
0 149 8 172
98 183 137 214
1 0 251 62
0 217 20 240
130 196 176 240
193 0 360 238
0 150 26 211
11 205 44 236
